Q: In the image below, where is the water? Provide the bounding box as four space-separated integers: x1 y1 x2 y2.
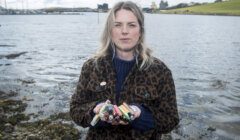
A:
0 13 240 139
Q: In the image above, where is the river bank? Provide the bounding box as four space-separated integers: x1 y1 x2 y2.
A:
160 0 240 16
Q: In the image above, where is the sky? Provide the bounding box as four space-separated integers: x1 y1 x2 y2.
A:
1 0 215 9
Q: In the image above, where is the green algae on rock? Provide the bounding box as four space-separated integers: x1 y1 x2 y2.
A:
15 120 80 140
0 90 80 140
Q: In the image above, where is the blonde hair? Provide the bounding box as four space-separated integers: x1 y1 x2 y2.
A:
94 1 153 70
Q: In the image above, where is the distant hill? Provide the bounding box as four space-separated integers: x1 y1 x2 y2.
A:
162 0 240 16
40 7 96 13
0 6 5 10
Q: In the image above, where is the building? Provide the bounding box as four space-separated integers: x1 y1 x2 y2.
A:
0 6 7 14
97 3 108 12
159 0 168 10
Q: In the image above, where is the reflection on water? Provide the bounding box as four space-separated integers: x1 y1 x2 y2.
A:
0 13 240 139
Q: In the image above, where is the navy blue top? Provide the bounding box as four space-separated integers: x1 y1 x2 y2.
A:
93 56 155 132
113 56 135 104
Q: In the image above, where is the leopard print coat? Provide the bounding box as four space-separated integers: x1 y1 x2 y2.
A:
70 54 179 140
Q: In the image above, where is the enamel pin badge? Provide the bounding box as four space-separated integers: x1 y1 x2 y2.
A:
100 81 106 86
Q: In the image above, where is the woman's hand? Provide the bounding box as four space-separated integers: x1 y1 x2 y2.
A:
129 105 141 119
93 100 111 114
111 120 129 125
92 101 141 126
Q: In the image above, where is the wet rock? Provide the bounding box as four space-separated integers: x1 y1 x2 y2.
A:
162 133 172 140
0 111 7 131
8 113 30 125
0 45 16 47
0 90 18 99
27 134 40 140
37 110 44 115
0 98 29 132
0 114 5 128
1 118 81 139
49 97 54 101
0 99 27 113
41 89 49 93
61 134 74 140
207 126 216 132
211 80 228 89
0 106 3 112
11 132 18 137
22 96 34 101
49 112 72 121
4 123 14 133
43 103 49 107
28 113 39 119
41 136 50 140
5 52 27 59
0 90 80 140
1 135 11 140
77 56 86 60
18 79 36 84
16 119 80 140
42 122 79 139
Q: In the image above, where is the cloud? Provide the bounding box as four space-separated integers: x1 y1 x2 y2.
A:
44 0 61 5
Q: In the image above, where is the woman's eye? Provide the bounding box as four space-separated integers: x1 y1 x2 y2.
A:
129 24 136 28
114 24 121 27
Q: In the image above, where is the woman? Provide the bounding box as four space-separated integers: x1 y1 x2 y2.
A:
70 1 179 139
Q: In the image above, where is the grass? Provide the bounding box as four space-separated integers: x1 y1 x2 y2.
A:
161 0 240 16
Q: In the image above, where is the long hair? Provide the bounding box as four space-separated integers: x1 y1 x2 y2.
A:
94 1 153 70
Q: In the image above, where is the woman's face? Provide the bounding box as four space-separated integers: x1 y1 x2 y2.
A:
111 9 141 53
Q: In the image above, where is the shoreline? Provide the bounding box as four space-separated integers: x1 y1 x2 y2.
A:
0 84 227 140
0 90 81 139
1 12 239 17
158 11 240 17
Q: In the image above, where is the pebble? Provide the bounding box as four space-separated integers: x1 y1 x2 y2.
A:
27 134 40 140
61 134 73 140
4 123 14 133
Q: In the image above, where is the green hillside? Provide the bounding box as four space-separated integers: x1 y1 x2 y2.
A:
162 0 240 16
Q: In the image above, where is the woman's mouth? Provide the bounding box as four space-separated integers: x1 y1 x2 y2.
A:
120 38 130 43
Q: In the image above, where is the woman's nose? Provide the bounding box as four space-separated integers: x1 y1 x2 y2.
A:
121 25 129 34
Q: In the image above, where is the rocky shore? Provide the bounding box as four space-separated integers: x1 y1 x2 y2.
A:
0 90 80 140
0 89 220 140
